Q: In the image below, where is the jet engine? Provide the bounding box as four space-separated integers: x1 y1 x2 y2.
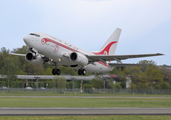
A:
25 52 44 66
69 52 88 66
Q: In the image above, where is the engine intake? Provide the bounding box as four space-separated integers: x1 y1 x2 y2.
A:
25 52 36 61
69 52 88 66
25 52 44 66
70 52 77 61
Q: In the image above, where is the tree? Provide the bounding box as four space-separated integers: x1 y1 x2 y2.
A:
145 65 163 88
1 57 18 88
114 83 122 89
83 84 92 89
1 47 9 57
106 78 114 89
91 76 104 89
23 63 44 75
52 77 66 89
139 60 156 72
130 66 148 89
58 66 77 75
12 45 29 54
161 82 170 89
0 53 4 74
44 68 53 75
120 81 126 89
160 65 171 84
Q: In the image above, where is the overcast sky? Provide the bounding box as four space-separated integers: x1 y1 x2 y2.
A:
0 0 170 65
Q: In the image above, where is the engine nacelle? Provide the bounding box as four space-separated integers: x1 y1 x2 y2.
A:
69 52 88 66
25 52 44 66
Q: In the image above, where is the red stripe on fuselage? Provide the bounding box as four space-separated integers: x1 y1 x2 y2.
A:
41 38 112 69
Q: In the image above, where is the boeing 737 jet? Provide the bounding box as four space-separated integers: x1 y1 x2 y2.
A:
11 28 163 75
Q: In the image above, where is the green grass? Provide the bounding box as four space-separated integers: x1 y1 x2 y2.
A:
0 97 171 108
0 90 171 97
0 115 171 120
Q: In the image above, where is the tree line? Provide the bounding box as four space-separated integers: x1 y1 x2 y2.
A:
0 46 170 89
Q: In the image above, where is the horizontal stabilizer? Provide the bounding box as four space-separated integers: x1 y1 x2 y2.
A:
108 63 140 67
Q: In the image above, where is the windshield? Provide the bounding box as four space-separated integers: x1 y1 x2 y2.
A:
30 33 40 37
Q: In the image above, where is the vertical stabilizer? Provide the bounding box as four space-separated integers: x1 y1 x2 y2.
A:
92 28 122 55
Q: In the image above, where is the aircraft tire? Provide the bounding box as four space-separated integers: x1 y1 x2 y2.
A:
81 69 86 75
56 69 61 75
52 69 56 75
78 69 82 75
121 67 124 71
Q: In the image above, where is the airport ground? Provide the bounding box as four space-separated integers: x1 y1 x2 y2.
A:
0 97 171 108
0 115 171 120
0 91 171 119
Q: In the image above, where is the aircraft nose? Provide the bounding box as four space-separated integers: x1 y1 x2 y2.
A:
23 35 31 47
23 35 28 42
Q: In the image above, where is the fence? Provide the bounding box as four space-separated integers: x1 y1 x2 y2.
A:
0 88 171 95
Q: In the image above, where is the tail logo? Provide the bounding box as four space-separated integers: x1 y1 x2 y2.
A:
104 51 108 55
93 41 117 55
41 38 46 45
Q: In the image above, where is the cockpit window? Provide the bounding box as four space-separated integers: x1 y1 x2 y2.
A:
30 33 40 37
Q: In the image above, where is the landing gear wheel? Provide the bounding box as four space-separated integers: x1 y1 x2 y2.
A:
78 69 82 75
56 69 61 75
121 67 124 71
52 69 61 75
52 69 56 75
81 69 86 75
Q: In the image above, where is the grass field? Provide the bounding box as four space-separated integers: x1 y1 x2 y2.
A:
0 115 171 120
0 97 171 108
0 94 170 120
0 89 171 97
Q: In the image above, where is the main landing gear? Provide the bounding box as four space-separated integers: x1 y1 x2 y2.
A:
52 69 61 75
78 69 86 75
117 67 125 71
52 62 61 75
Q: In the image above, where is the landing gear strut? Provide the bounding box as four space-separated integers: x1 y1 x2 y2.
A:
29 48 37 54
78 69 86 75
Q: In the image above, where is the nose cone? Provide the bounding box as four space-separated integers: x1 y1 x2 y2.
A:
23 35 32 47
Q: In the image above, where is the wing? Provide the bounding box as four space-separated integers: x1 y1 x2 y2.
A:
9 53 26 56
9 53 50 62
87 53 164 63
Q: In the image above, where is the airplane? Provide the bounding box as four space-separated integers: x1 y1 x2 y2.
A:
10 28 163 75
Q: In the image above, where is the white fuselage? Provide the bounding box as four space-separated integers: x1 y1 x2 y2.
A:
23 32 113 72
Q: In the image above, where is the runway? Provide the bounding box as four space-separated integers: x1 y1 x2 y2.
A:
0 108 171 115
